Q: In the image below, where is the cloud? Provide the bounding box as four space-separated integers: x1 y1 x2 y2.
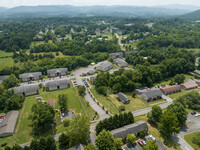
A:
1 0 200 8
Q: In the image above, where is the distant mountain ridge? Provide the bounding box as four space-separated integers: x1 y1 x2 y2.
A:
0 5 196 17
180 9 200 21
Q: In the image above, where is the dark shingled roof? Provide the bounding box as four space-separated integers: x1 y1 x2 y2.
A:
12 84 39 95
117 92 130 104
47 68 68 77
141 89 162 99
161 85 181 94
45 78 70 87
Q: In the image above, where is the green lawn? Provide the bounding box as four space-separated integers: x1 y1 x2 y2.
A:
184 131 200 150
169 88 200 99
0 50 13 58
135 115 181 150
102 32 113 39
0 57 14 71
154 74 194 87
15 87 96 144
112 64 119 69
185 48 200 51
30 41 45 49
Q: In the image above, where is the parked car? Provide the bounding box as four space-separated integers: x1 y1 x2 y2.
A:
191 111 197 115
141 139 146 145
73 81 76 83
149 135 156 141
137 140 143 146
163 141 167 145
195 114 200 117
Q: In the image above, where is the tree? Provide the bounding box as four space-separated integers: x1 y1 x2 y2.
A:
96 130 115 150
58 94 68 112
84 144 98 150
67 114 90 147
2 74 19 89
158 110 180 136
30 139 40 150
29 102 55 133
108 57 114 63
147 105 162 124
114 138 124 150
192 132 200 146
126 134 136 144
144 141 159 150
77 85 86 97
132 92 136 98
46 135 57 150
140 129 146 138
167 102 187 126
58 133 70 148
128 112 134 124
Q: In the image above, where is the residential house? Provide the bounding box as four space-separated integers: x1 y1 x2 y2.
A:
140 88 162 102
19 72 42 82
0 111 19 137
46 99 56 121
135 88 148 95
12 84 39 96
180 82 198 90
45 78 70 91
124 51 138 56
47 68 68 77
114 58 128 68
87 69 96 75
111 121 148 139
90 75 97 85
160 85 181 95
109 52 123 59
96 62 113 72
194 70 200 75
117 92 130 104
68 144 85 150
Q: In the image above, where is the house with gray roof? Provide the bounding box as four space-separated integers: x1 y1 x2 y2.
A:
140 88 162 102
0 110 19 137
109 52 124 58
45 78 70 91
47 68 68 78
96 62 113 72
114 58 128 68
194 69 200 75
68 144 85 150
124 51 138 56
111 121 148 139
12 84 39 96
19 72 42 82
90 75 97 85
87 69 96 75
117 92 130 104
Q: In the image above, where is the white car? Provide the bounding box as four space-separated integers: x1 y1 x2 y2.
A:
195 114 200 117
149 135 156 141
141 139 146 145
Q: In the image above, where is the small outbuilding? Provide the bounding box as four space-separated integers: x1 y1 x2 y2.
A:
117 92 130 104
19 72 42 82
45 78 70 91
114 58 128 68
47 68 68 77
111 121 148 139
180 82 198 90
160 85 181 95
12 84 39 96
87 69 96 75
0 110 19 138
140 89 162 102
96 62 113 72
109 52 124 58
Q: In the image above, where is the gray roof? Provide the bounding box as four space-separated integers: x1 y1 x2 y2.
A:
88 69 96 75
111 121 148 139
124 51 138 56
194 70 200 74
19 72 42 79
114 58 128 67
97 62 113 71
0 111 19 137
141 89 162 99
47 68 68 76
117 92 130 103
45 78 70 87
68 144 85 150
0 75 8 81
109 52 123 58
13 84 39 94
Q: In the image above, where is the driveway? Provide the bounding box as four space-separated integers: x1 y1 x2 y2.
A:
172 113 200 150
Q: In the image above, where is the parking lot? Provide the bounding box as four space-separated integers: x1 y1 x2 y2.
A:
123 143 142 150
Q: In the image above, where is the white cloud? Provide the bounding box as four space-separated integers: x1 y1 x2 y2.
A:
1 0 200 8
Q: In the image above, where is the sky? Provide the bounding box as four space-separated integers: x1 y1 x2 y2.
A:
0 0 200 8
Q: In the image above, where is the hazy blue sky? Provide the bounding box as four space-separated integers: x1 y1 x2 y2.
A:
1 0 200 8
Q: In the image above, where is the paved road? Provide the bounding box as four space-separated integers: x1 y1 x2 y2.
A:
172 114 200 150
162 94 173 102
115 33 125 51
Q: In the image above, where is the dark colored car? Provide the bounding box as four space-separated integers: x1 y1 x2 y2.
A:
191 111 196 115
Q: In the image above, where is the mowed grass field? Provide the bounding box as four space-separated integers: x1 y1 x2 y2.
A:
0 57 14 71
169 88 200 99
135 115 181 150
184 130 200 150
0 50 13 57
15 87 96 144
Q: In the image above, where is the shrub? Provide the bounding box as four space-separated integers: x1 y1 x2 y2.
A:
1 142 7 147
119 105 125 112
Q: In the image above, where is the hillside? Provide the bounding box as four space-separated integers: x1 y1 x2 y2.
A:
181 9 200 21
0 5 193 17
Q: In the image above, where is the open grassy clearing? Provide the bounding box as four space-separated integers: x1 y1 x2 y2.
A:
15 87 96 144
112 64 119 69
135 115 181 150
102 32 113 39
30 41 45 49
169 88 200 99
185 48 200 51
0 50 13 58
0 136 13 148
184 130 200 150
0 57 14 71
90 85 166 114
154 74 194 87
